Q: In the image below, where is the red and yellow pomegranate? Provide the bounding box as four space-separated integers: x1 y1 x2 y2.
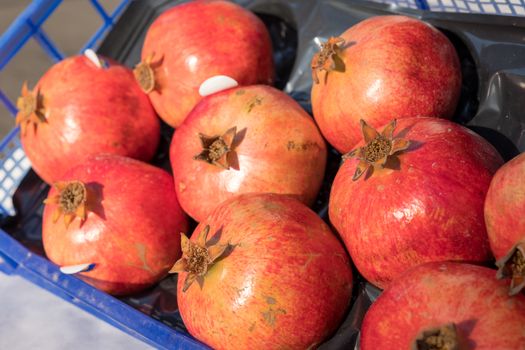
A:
329 117 503 289
311 16 461 153
16 54 159 184
42 155 187 295
170 85 326 222
361 262 525 349
137 0 274 127
485 152 525 295
171 193 353 350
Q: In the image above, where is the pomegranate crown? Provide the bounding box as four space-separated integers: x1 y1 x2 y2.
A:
343 119 410 181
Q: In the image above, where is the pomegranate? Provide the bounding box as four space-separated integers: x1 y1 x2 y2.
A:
311 16 461 153
485 152 525 295
171 193 353 349
136 0 274 127
170 85 326 222
361 262 525 349
16 54 159 184
329 117 503 289
42 155 188 295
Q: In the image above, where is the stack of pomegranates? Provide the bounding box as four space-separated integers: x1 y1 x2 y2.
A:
14 0 525 348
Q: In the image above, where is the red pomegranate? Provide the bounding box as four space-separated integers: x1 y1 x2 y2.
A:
171 193 353 350
136 0 274 127
361 262 525 349
42 155 188 295
485 152 525 295
311 16 461 153
329 117 503 289
170 85 326 222
16 54 159 184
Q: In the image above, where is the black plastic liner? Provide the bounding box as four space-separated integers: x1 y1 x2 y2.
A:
3 0 525 348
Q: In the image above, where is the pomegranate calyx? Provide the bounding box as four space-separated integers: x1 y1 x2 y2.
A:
43 181 92 228
496 242 525 296
412 323 460 350
133 52 162 94
343 119 410 181
193 127 237 169
15 82 46 135
311 36 345 84
170 225 229 292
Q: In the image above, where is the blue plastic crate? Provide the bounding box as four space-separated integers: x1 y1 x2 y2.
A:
1 0 524 349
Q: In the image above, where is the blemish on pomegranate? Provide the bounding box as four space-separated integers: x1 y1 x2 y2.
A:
247 96 263 113
261 307 286 327
179 182 186 192
287 140 321 151
235 89 246 96
135 243 153 273
263 201 283 211
265 296 276 305
301 252 322 271
248 322 256 332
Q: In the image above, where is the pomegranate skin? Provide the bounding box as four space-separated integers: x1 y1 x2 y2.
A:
170 85 327 222
177 193 353 350
20 55 159 184
42 155 188 295
361 262 525 350
329 117 503 289
311 15 461 153
485 152 525 259
141 0 274 127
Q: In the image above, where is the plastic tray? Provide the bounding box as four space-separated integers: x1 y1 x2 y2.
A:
1 0 525 349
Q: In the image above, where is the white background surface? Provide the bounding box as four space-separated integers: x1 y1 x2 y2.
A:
0 273 150 350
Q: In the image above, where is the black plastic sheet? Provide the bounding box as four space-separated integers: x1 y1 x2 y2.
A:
4 0 525 348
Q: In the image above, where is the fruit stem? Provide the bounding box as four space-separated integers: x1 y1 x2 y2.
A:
496 241 525 295
133 53 160 94
412 323 461 350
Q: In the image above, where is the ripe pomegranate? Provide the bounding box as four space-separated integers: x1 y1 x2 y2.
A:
42 155 188 295
171 193 353 350
136 0 274 127
329 117 503 289
361 262 525 349
16 54 159 184
485 152 525 295
170 85 326 222
311 16 461 153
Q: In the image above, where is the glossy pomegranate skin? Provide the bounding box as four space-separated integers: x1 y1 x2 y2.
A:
21 55 159 184
361 262 525 349
42 155 188 295
141 0 274 127
311 15 461 153
329 117 503 289
170 85 327 222
485 152 525 259
177 193 353 350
